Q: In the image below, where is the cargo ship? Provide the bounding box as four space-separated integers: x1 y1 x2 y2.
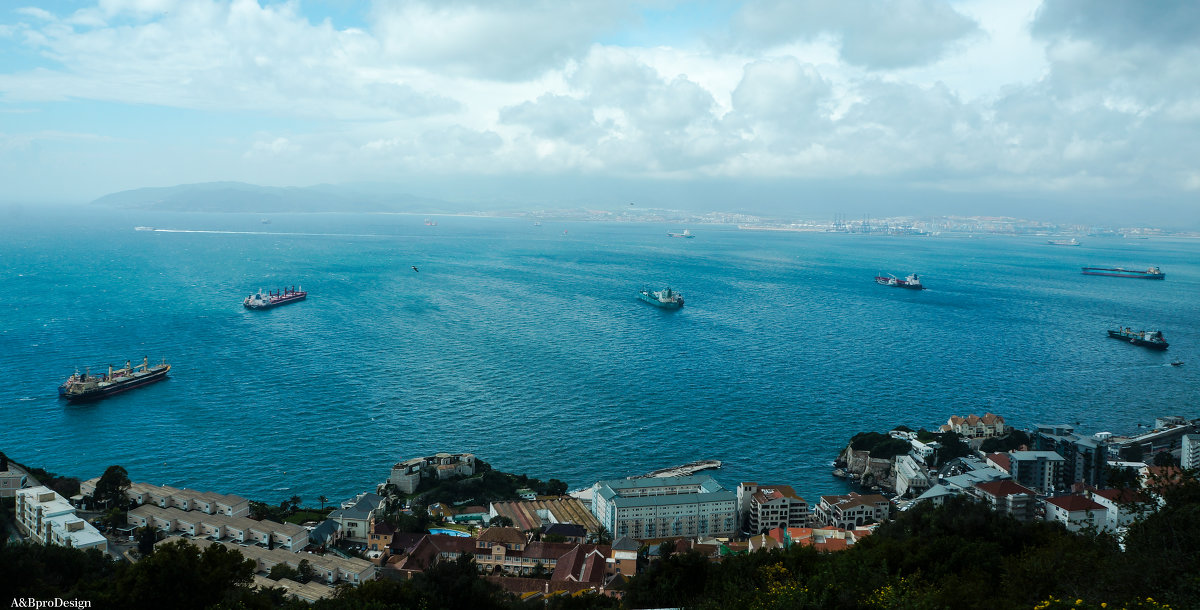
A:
244 286 307 310
668 229 695 238
1081 266 1164 279
59 357 170 402
1047 238 1080 246
638 286 684 309
875 272 925 289
1108 328 1168 350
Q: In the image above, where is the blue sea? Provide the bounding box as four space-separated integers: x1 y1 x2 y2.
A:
1 207 1198 506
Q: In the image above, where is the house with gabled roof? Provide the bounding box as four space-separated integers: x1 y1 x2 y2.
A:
327 493 384 543
1045 495 1107 532
940 413 1010 438
1085 486 1154 531
813 493 891 529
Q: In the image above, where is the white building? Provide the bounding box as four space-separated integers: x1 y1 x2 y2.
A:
893 455 931 498
737 483 808 534
15 486 107 552
591 476 737 539
813 493 892 529
1182 434 1200 470
79 479 249 517
1045 495 1107 533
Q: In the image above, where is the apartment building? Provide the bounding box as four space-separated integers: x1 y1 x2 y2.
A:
737 483 808 534
15 486 107 552
813 493 892 529
590 475 738 539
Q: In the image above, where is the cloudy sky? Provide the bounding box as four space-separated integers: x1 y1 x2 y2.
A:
1 0 1198 224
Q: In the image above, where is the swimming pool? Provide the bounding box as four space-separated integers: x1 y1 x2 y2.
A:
428 528 472 537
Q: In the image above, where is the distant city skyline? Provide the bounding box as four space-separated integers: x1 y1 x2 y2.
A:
2 1 1199 227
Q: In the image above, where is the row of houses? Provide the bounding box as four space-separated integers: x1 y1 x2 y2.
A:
159 536 375 594
79 478 250 518
127 504 310 551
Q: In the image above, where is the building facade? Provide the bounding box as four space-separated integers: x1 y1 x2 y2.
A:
15 486 107 552
590 476 738 540
1009 451 1065 493
740 484 808 534
387 453 476 494
1032 425 1108 488
1045 495 1107 532
940 413 1010 438
813 493 892 529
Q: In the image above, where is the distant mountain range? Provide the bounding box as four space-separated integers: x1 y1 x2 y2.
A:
91 181 457 213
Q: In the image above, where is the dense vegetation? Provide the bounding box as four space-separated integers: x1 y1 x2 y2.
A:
403 460 569 508
847 432 913 460
5 455 1197 609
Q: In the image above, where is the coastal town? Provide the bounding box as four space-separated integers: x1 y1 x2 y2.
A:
4 412 1198 606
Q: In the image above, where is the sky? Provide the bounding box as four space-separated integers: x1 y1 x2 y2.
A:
1 0 1198 225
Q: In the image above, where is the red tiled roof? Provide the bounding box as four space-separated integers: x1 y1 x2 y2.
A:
479 527 527 545
975 480 1035 498
986 453 1012 472
1088 487 1150 504
1046 495 1105 512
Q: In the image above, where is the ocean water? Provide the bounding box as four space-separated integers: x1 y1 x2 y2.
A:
1 207 1197 506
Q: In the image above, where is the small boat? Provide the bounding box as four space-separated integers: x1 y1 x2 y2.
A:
1082 266 1165 279
1107 327 1168 350
244 286 307 310
668 229 695 238
638 287 684 309
875 273 925 289
424 218 438 226
1047 238 1080 246
261 218 271 224
134 226 154 231
1169 361 1183 367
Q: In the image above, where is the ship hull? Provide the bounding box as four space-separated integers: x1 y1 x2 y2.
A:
244 294 307 310
1107 330 1168 350
60 365 171 402
638 292 683 309
1082 268 1165 279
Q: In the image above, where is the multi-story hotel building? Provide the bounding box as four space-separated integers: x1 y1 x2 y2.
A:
590 475 737 539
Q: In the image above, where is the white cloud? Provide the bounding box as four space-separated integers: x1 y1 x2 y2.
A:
0 0 1196 220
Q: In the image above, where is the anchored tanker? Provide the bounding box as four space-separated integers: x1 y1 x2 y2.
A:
59 357 171 402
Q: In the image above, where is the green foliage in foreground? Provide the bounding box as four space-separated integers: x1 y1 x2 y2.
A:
4 472 1198 609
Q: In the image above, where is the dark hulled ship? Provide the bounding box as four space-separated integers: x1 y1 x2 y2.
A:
1107 328 1168 350
244 286 307 309
59 357 171 402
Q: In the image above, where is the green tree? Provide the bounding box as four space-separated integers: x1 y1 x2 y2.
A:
297 559 316 584
317 495 328 510
545 478 569 496
93 465 131 508
112 539 256 608
488 515 513 527
289 495 302 513
268 562 301 581
136 526 157 556
593 525 612 545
